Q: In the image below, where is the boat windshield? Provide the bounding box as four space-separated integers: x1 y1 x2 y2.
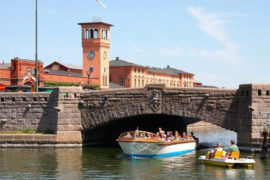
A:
120 132 134 139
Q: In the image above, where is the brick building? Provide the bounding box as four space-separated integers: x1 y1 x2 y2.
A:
0 21 198 90
110 57 194 88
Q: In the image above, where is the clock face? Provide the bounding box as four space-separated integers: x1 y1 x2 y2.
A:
88 51 95 59
103 51 107 59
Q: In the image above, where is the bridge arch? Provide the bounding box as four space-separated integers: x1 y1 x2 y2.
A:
80 84 239 141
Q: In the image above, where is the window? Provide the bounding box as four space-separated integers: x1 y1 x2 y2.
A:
266 91 269 96
94 29 98 39
134 68 136 73
85 29 89 39
120 78 124 86
142 80 144 86
134 78 136 87
258 89 262 96
27 68 31 74
90 29 94 39
138 79 140 87
102 29 107 39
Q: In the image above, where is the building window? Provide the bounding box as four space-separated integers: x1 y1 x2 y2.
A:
266 91 270 96
142 80 144 86
120 78 124 86
94 29 98 39
134 78 136 87
85 29 89 39
102 29 107 39
134 68 136 73
90 29 94 39
258 89 262 96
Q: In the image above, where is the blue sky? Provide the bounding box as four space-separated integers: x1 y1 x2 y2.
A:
0 0 269 88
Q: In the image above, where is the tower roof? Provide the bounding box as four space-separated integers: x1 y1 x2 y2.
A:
78 22 113 27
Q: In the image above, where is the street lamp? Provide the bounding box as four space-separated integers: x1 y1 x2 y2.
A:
87 67 94 86
35 0 39 92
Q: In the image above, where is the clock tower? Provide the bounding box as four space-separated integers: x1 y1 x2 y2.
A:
78 22 113 89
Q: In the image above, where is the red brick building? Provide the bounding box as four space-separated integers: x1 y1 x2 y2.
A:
0 21 200 90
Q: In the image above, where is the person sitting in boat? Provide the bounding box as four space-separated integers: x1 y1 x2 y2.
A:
160 133 166 142
182 132 188 140
215 142 223 152
158 127 165 137
174 130 181 141
187 133 194 140
166 131 172 142
227 140 239 155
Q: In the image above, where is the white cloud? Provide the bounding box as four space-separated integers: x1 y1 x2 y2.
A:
157 6 244 65
187 6 238 51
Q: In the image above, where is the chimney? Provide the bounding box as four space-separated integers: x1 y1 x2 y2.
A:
167 65 170 68
116 57 119 60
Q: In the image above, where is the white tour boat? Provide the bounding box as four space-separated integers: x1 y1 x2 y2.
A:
116 130 196 158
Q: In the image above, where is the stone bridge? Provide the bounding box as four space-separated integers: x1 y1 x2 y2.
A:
1 84 270 149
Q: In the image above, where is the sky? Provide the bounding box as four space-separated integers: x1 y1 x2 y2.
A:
0 0 270 88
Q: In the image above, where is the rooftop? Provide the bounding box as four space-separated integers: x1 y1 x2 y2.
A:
110 57 144 68
110 57 193 75
0 63 11 70
53 61 82 70
44 69 82 77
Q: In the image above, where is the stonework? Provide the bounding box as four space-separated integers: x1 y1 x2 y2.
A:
1 84 270 149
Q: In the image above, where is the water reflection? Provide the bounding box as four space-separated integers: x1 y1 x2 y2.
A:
0 148 269 179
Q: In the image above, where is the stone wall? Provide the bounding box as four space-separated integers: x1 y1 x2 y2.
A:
80 84 238 131
0 92 58 133
0 86 83 145
249 84 270 148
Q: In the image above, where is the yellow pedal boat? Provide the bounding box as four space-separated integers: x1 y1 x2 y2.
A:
199 151 255 168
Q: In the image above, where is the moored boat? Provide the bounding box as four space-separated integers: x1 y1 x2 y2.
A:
116 130 196 158
199 151 256 168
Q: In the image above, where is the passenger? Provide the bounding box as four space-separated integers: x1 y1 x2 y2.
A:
174 130 181 141
215 142 223 151
187 133 194 140
158 127 165 137
160 133 166 142
228 140 239 154
182 132 188 139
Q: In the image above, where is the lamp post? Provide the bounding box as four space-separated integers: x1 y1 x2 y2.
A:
35 0 39 92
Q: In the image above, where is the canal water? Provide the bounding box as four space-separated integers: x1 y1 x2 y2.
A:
0 147 270 180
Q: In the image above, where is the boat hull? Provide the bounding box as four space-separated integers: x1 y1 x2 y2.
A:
199 156 255 167
118 141 196 158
